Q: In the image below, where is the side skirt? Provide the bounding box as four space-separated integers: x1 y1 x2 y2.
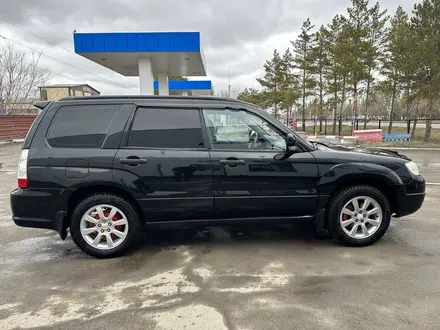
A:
146 215 316 230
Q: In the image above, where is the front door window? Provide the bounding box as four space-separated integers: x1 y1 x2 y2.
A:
202 109 286 151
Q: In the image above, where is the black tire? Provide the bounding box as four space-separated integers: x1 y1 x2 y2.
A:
70 193 140 258
327 185 391 247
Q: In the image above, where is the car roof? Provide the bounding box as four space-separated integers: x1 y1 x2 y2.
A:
52 95 265 115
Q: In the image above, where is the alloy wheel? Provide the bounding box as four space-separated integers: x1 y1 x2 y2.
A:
80 204 129 250
339 196 383 239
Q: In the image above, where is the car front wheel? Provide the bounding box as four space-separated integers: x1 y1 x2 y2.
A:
327 185 391 247
70 193 140 258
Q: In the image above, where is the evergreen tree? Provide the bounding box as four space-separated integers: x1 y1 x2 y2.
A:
326 15 349 133
363 2 389 128
256 49 285 119
237 88 264 107
411 0 440 141
280 48 299 123
381 6 413 133
344 0 371 121
292 18 316 130
311 25 331 118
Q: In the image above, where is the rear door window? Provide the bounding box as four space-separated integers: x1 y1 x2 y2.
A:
127 108 205 149
47 105 119 148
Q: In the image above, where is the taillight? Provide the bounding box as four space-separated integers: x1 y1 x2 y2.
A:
17 149 29 189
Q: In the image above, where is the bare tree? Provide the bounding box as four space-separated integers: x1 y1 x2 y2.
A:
0 43 50 115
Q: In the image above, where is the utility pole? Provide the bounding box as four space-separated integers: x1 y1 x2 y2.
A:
227 67 231 98
314 99 318 135
352 94 358 135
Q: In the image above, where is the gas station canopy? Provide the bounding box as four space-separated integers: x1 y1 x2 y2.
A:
73 32 208 95
74 32 206 76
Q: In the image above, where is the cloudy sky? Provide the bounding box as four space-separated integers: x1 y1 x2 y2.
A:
0 0 419 95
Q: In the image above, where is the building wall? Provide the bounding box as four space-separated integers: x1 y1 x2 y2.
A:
3 100 39 115
4 102 33 112
0 115 37 140
45 87 70 100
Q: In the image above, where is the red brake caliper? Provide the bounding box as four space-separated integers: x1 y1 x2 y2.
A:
343 204 354 221
106 210 123 239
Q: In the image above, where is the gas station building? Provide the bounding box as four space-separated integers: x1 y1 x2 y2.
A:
73 32 211 95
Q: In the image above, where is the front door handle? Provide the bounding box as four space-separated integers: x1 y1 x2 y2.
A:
219 159 245 166
119 157 148 166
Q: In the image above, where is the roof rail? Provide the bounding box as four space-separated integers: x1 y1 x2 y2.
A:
57 95 243 103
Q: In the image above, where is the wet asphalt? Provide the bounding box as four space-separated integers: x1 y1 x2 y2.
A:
0 143 440 330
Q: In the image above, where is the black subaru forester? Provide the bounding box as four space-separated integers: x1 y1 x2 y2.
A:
11 96 425 258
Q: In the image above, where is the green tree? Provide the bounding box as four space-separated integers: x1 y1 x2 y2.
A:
256 49 285 119
325 15 351 133
237 87 264 107
344 0 371 122
381 6 413 133
279 48 300 123
292 18 316 130
411 0 440 141
311 25 331 119
363 2 389 128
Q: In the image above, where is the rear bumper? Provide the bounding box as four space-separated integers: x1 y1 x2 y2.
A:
12 216 53 229
394 176 426 218
10 188 68 239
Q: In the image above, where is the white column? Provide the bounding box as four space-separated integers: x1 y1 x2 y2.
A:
182 91 189 96
158 72 169 96
138 58 154 95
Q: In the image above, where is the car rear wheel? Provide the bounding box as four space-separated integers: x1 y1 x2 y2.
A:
327 185 391 247
70 193 140 258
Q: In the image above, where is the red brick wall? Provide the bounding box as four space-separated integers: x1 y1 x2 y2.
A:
0 116 37 140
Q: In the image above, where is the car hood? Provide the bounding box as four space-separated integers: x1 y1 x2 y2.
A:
317 144 411 161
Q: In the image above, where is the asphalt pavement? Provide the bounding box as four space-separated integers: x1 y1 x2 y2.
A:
1 143 440 330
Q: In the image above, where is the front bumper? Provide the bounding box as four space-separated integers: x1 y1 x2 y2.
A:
10 188 69 239
394 175 426 218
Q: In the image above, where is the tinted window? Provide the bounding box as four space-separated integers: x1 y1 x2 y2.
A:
128 108 204 149
47 105 118 148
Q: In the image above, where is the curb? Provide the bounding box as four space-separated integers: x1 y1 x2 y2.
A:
0 139 25 146
368 147 440 151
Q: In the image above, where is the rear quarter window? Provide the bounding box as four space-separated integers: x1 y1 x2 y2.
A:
47 105 119 148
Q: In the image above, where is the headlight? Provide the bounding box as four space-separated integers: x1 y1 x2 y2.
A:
405 161 420 176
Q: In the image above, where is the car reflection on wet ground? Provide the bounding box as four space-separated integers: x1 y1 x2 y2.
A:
1 142 440 329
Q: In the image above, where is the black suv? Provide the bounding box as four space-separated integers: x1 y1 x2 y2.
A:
10 96 425 258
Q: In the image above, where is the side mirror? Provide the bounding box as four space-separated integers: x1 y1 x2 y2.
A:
286 133 297 152
274 134 297 161
286 133 296 147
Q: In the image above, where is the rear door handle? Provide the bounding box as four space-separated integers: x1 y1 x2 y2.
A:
119 158 148 166
219 159 245 166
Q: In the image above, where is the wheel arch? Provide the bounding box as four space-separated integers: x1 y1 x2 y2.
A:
66 184 144 227
325 174 398 222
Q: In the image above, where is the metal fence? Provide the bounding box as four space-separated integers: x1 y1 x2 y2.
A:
296 118 440 141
